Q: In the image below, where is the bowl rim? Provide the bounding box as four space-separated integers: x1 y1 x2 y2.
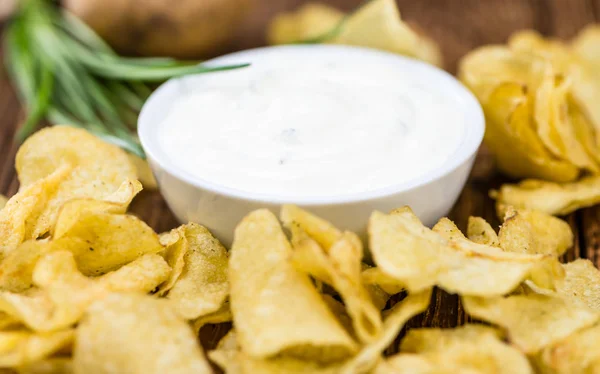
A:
138 44 485 206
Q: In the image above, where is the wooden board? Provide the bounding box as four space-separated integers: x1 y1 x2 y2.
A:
2 0 600 357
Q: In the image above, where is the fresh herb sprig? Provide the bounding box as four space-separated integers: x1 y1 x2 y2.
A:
4 0 249 157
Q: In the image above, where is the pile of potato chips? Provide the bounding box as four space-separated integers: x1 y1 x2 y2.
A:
267 0 443 67
459 27 600 216
0 126 599 373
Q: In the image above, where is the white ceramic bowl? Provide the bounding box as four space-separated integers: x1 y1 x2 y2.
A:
138 45 484 246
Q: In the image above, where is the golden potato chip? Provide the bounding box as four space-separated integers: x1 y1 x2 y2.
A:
370 209 558 296
0 195 6 211
400 325 533 374
361 267 404 295
572 25 600 64
166 223 229 320
340 290 431 374
15 127 137 238
484 82 579 182
289 225 382 343
0 251 170 332
52 178 142 238
467 216 500 246
0 330 73 368
361 265 391 310
73 293 212 374
498 207 573 256
463 294 599 353
127 153 157 190
54 212 163 275
17 357 72 374
281 205 341 251
492 176 600 215
267 3 344 45
230 209 356 362
568 94 600 166
536 323 600 374
0 165 71 260
332 0 417 55
155 227 188 295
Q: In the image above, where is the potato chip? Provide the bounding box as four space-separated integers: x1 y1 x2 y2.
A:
54 212 163 275
166 223 229 320
52 178 142 238
482 82 578 182
0 330 73 368
17 357 72 374
73 293 212 374
536 323 600 374
498 207 573 256
281 205 341 251
369 209 558 297
467 216 500 246
156 227 188 295
399 325 533 374
340 290 431 374
0 165 71 260
267 3 344 45
127 153 157 190
15 127 137 238
0 195 6 211
555 259 600 312
230 209 356 362
267 0 442 67
289 224 382 343
492 176 600 215
462 294 599 353
0 251 170 332
0 240 53 293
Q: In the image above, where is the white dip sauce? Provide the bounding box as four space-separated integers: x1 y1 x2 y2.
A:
157 47 466 198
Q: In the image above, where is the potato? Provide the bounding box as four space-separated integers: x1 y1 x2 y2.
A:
63 0 252 58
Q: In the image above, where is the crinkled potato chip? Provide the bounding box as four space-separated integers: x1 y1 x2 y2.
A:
536 322 600 374
156 226 188 295
52 178 142 238
467 216 500 246
498 207 573 256
281 205 342 251
289 223 382 343
400 325 533 374
0 251 170 332
340 290 431 374
463 294 599 353
54 211 163 275
267 0 442 66
492 176 600 215
15 127 137 238
73 293 211 374
369 209 559 297
166 223 229 320
0 165 72 260
230 209 356 362
0 329 73 368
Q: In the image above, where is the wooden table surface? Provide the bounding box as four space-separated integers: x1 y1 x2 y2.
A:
2 0 600 356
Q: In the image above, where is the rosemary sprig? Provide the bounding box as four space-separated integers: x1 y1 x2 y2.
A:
4 0 249 157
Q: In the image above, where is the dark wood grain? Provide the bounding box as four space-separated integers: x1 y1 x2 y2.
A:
0 0 597 361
